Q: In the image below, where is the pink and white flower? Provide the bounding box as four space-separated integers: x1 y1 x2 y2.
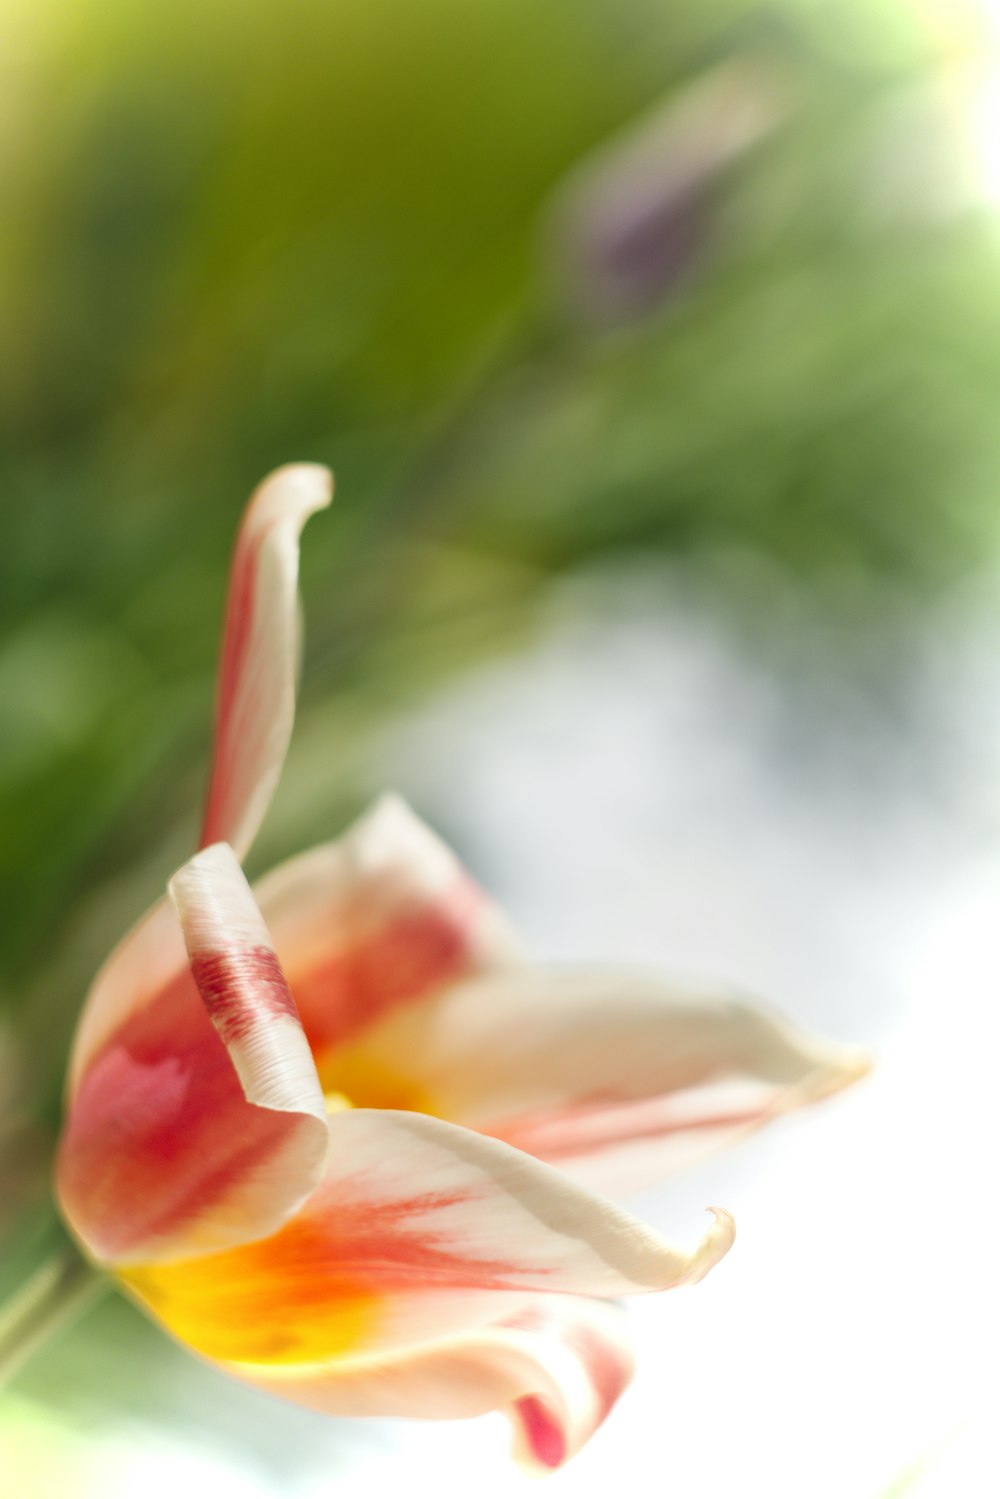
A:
56 464 868 1471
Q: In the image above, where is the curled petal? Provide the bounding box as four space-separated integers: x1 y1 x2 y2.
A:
119 1108 732 1366
58 846 328 1266
239 1295 636 1474
168 844 327 1126
255 795 522 1074
200 463 333 859
317 970 871 1193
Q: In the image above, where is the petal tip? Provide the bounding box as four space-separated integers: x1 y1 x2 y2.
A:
663 1206 737 1290
258 462 334 514
168 839 233 881
695 1205 736 1280
168 842 246 929
349 794 458 886
799 1042 874 1108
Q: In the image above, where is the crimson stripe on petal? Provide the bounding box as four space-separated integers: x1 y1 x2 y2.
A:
169 843 327 1121
191 947 301 1043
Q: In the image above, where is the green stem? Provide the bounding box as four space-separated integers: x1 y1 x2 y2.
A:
0 1245 107 1389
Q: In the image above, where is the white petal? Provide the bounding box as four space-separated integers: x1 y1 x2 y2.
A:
320 968 870 1193
200 463 332 859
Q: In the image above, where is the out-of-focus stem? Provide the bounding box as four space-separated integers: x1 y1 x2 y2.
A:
0 1245 106 1388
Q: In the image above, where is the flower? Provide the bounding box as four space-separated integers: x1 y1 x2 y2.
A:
56 464 868 1472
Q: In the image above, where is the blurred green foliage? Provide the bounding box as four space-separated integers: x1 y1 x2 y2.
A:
0 0 999 1146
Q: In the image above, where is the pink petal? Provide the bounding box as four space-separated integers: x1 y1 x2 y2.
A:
254 796 522 1068
119 1108 733 1366
200 463 332 859
238 1295 636 1473
316 970 871 1194
65 896 187 1102
57 846 328 1266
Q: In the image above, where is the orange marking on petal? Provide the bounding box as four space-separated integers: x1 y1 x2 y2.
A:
120 1219 380 1366
118 1173 541 1367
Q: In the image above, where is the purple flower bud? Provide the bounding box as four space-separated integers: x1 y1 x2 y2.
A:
546 58 791 328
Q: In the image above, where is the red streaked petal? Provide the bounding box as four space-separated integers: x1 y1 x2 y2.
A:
57 846 329 1267
316 969 871 1193
169 844 327 1125
255 796 522 1067
200 463 332 859
235 1295 635 1473
118 1108 732 1365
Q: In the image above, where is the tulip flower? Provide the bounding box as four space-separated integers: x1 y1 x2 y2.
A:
55 464 867 1471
